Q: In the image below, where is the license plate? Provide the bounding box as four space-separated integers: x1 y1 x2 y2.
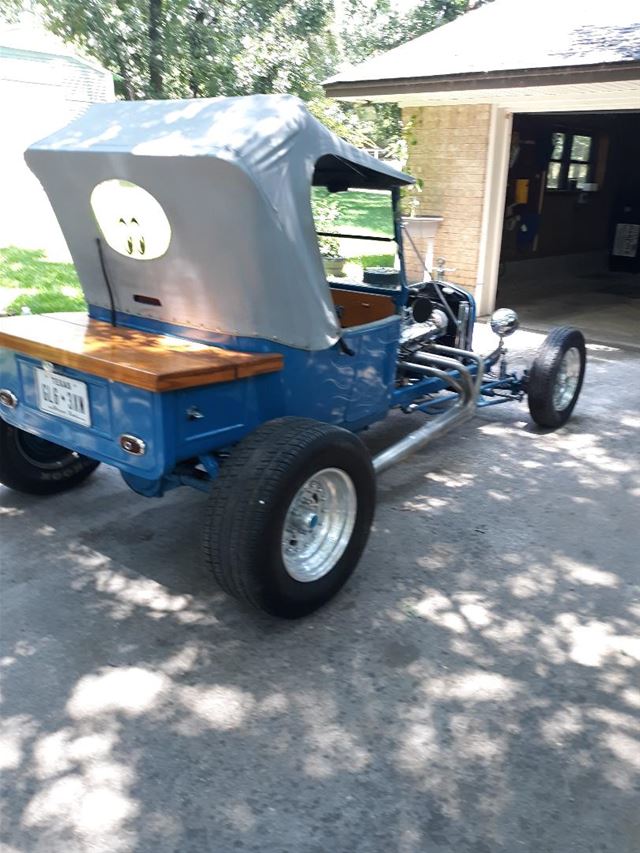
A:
36 369 91 427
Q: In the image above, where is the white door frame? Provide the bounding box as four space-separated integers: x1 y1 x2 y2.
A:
475 106 513 316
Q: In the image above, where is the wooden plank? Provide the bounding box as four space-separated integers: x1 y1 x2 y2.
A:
0 313 283 392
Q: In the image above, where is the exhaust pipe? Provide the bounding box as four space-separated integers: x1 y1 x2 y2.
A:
372 345 483 475
399 362 468 398
411 344 484 396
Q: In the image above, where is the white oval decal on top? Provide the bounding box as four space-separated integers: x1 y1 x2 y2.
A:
90 180 171 260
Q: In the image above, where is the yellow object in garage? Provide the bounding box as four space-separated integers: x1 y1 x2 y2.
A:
515 179 529 205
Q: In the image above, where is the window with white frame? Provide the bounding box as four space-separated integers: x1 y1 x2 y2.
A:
546 132 594 191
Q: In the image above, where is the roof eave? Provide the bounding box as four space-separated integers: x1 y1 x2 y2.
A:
324 60 640 100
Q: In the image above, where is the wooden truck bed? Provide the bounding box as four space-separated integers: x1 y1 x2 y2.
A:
0 313 283 392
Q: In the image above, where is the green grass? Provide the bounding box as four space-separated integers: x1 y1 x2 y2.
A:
351 253 395 268
0 233 394 318
0 247 86 314
343 253 396 281
312 188 394 237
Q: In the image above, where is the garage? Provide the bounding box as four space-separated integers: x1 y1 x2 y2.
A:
325 0 640 348
497 111 640 348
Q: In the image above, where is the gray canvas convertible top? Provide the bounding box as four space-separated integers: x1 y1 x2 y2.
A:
26 95 413 350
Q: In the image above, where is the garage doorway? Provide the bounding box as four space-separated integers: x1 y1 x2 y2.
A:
495 111 640 348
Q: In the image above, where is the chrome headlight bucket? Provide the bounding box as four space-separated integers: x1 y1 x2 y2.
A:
430 308 449 336
490 308 519 338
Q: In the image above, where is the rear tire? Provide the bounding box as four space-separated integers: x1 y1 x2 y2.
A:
527 326 586 428
0 420 100 495
203 417 376 618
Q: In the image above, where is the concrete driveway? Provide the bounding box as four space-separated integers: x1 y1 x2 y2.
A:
1 330 639 853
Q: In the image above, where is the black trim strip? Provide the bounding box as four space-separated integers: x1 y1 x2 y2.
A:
316 231 395 243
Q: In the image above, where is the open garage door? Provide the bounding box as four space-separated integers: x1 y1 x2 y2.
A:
495 111 640 349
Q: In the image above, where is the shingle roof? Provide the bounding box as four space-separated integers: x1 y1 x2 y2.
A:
0 47 112 100
325 0 640 93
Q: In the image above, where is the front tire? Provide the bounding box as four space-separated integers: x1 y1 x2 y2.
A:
203 418 376 618
0 420 100 495
527 326 586 428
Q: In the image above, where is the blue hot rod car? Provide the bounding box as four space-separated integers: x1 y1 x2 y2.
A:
0 96 586 617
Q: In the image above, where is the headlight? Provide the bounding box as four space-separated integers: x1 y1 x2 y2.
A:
490 308 519 338
431 308 449 335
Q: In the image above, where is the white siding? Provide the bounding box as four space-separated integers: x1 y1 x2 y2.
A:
0 49 114 260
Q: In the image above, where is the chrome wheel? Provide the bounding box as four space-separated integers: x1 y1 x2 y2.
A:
282 468 357 583
553 347 581 411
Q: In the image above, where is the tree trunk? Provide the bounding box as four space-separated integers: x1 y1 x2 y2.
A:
148 0 163 98
188 7 205 98
113 42 136 100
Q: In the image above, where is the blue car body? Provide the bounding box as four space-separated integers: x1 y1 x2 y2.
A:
0 299 450 493
0 95 512 500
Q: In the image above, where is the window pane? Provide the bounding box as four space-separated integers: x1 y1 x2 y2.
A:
550 132 565 160
311 187 397 280
568 162 590 187
546 161 562 189
90 180 171 260
570 135 592 162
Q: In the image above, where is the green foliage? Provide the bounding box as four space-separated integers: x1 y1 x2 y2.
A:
2 0 493 149
307 98 373 148
315 188 394 237
337 0 494 152
0 246 80 288
311 192 342 257
6 289 86 314
0 247 86 314
313 188 394 237
311 188 395 259
353 102 403 151
339 0 491 60
409 0 490 32
22 0 336 101
0 0 20 19
350 252 395 268
233 0 336 100
342 252 396 281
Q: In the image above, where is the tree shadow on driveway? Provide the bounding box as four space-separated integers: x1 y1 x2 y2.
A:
1 341 639 853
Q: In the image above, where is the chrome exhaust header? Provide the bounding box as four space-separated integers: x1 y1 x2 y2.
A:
372 344 483 475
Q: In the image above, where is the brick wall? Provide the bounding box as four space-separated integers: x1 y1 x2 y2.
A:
402 105 492 293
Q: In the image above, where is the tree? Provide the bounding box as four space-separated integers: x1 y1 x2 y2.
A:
337 0 490 65
4 0 336 101
0 0 492 148
335 0 494 152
